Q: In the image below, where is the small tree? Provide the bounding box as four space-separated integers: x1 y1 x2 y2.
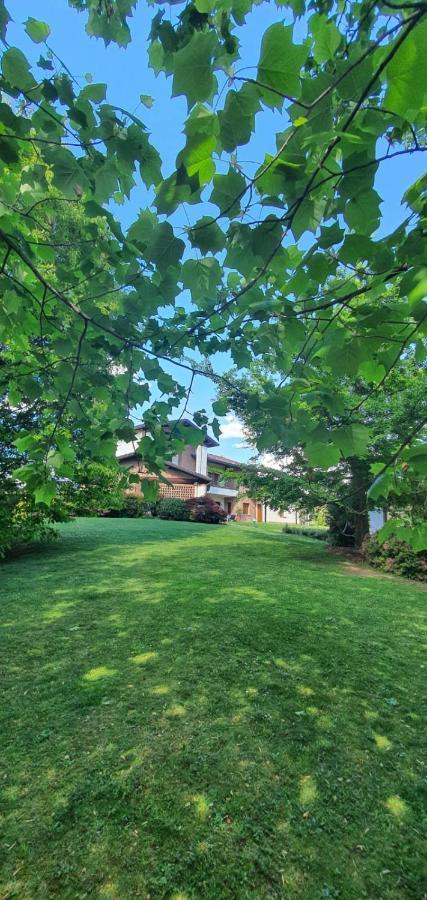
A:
61 463 127 516
0 397 59 557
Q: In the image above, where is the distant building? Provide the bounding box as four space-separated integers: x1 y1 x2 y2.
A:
116 418 298 523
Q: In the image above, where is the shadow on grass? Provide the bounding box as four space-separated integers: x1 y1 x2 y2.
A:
1 519 426 899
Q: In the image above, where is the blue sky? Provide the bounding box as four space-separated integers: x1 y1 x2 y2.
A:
8 1 426 461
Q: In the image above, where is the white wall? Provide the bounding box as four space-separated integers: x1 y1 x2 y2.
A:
195 445 208 476
117 438 139 458
369 509 385 533
265 507 297 524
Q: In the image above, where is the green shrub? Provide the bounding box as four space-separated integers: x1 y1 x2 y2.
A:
61 462 126 517
120 495 149 518
0 489 57 560
157 498 190 521
105 495 156 517
186 495 227 524
311 506 328 527
282 524 328 541
362 534 427 582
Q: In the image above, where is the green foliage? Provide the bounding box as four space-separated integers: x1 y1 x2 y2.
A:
107 494 154 518
257 24 308 105
362 533 427 582
0 488 57 559
311 505 328 527
310 14 341 65
172 32 218 109
209 167 246 217
234 461 314 511
0 398 60 556
157 497 190 520
67 0 136 46
219 355 426 547
0 0 425 548
385 20 427 117
61 462 127 516
24 17 50 43
123 495 153 518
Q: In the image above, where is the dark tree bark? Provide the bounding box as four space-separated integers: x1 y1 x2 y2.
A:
349 457 371 548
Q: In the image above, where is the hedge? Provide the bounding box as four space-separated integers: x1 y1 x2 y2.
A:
282 524 328 541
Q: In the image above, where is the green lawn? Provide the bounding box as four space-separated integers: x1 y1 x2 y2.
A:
1 519 426 900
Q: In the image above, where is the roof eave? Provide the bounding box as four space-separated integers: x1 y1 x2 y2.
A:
134 419 219 448
117 454 211 484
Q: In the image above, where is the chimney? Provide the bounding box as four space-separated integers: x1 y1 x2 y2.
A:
195 444 208 476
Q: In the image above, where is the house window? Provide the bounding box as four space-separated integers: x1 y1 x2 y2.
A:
242 502 250 515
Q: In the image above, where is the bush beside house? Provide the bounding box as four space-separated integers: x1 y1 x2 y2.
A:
157 498 190 520
156 496 226 524
105 496 155 518
186 495 227 524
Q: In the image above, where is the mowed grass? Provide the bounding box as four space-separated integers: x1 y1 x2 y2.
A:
1 519 426 900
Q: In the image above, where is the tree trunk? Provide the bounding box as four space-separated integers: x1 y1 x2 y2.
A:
349 457 371 548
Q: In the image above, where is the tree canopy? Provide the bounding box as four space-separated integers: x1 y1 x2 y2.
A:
218 354 426 546
0 0 426 541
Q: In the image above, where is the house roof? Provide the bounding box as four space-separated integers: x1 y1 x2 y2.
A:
167 462 210 483
207 453 242 469
133 418 219 448
118 454 211 484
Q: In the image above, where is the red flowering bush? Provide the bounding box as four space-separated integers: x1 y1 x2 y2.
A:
362 534 427 582
185 495 227 524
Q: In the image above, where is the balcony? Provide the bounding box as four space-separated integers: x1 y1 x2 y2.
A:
208 485 239 499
